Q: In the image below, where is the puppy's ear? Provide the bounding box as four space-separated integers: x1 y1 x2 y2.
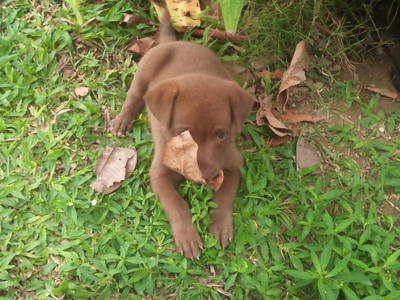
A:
144 80 179 127
228 83 254 132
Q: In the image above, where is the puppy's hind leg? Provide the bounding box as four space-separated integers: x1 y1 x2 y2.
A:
109 77 145 137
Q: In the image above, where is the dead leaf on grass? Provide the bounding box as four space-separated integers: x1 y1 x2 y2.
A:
127 35 158 55
255 41 326 144
365 85 398 99
276 109 327 124
265 135 292 147
256 95 292 136
276 40 310 112
90 146 137 194
296 135 322 170
162 130 224 191
74 86 89 97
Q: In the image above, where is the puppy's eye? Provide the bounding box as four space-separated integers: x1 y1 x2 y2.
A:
216 132 226 140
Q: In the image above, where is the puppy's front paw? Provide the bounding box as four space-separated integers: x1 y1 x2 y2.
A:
108 114 133 137
172 223 203 259
210 214 233 249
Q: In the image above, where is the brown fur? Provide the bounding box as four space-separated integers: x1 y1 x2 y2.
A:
110 3 253 259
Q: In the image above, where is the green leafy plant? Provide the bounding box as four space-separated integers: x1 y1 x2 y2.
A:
218 0 247 33
65 0 83 26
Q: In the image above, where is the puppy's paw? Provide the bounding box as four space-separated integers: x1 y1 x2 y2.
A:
210 215 233 249
173 223 203 259
108 114 133 137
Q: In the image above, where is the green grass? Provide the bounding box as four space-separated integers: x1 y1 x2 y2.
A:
241 0 379 67
1 0 400 299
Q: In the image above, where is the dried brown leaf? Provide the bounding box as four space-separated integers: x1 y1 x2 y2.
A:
279 110 327 124
276 40 309 111
255 41 324 146
365 85 398 99
163 131 205 184
162 131 224 191
90 146 137 194
127 35 158 55
74 86 89 97
265 135 291 147
256 95 292 136
296 136 322 170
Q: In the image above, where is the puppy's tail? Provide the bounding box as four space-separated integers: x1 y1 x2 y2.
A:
151 0 176 43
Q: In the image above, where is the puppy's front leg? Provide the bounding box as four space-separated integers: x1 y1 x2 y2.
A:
150 166 203 259
110 79 145 137
209 168 240 248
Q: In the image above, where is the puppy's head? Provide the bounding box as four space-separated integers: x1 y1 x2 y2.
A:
144 74 253 184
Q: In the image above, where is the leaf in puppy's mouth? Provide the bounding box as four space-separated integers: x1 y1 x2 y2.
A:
162 130 224 191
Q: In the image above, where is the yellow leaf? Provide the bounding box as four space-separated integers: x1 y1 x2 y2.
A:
153 0 201 31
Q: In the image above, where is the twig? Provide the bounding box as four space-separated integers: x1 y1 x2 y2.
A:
189 28 247 42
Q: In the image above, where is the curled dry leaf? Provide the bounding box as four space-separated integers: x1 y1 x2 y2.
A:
256 95 292 137
163 131 205 184
255 40 325 145
74 86 89 97
296 135 322 170
127 35 158 55
162 131 224 191
90 146 137 194
276 40 309 112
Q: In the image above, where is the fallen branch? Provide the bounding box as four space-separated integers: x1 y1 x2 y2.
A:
189 28 247 42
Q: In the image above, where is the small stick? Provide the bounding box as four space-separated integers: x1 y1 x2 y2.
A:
189 28 247 42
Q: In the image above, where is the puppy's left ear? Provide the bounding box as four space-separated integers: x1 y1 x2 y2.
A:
144 80 179 127
228 83 254 132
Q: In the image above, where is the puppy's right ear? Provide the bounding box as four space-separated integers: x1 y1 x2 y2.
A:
144 80 179 127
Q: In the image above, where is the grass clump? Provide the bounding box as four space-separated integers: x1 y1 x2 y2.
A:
241 0 384 68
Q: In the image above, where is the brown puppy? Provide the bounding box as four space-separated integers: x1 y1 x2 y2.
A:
110 1 253 259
